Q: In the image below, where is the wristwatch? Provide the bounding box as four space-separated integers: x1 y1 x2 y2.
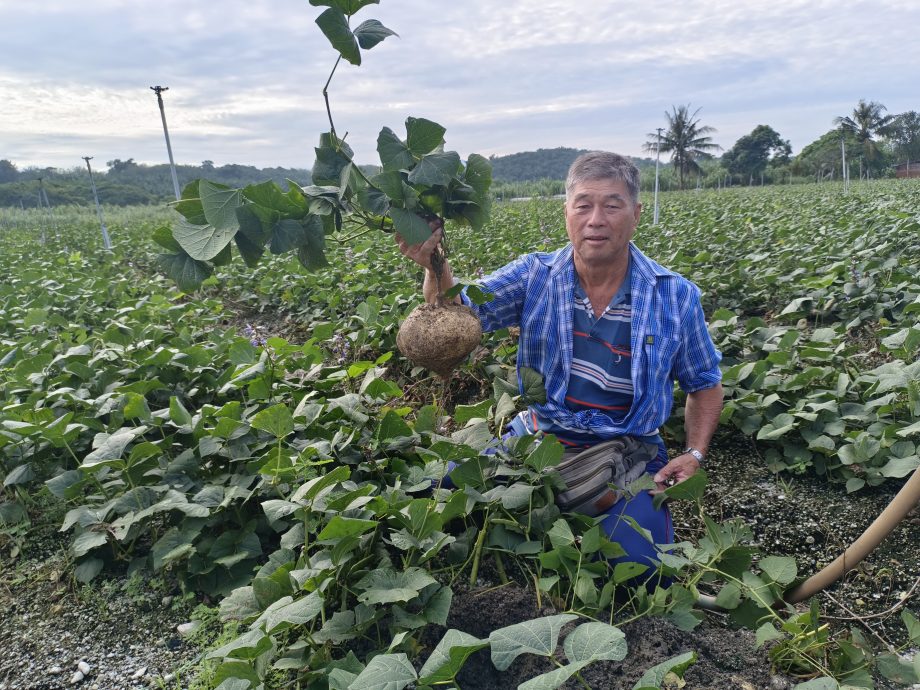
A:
683 447 705 463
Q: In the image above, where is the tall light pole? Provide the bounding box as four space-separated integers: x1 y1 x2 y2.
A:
83 156 112 250
840 128 849 194
653 127 663 226
150 85 182 201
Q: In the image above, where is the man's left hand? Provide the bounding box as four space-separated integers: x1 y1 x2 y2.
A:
651 453 700 494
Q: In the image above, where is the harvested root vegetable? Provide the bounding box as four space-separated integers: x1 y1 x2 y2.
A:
397 303 482 377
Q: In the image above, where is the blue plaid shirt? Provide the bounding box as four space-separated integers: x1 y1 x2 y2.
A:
461 243 722 440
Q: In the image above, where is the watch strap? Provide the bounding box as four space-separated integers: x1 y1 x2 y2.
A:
683 447 704 463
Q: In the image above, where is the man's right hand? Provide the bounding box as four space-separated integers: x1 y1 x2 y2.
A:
395 222 443 271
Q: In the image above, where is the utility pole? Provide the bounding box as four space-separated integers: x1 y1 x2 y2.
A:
83 157 112 250
840 129 849 194
653 127 662 226
37 177 56 244
150 85 182 200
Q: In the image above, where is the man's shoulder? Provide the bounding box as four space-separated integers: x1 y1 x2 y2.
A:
504 246 572 271
630 244 698 294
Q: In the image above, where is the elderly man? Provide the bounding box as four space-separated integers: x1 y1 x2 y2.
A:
398 151 723 572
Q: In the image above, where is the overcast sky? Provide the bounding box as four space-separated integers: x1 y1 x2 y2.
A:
1 0 916 171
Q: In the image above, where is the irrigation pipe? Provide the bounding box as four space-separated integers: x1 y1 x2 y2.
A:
696 466 920 611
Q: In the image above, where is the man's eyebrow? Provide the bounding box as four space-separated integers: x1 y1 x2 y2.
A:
571 192 627 202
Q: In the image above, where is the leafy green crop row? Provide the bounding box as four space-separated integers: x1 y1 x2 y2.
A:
1 180 919 688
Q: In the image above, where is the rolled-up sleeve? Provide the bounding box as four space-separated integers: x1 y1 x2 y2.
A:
673 287 722 393
460 256 532 333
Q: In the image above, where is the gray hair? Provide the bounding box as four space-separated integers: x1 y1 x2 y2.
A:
565 151 640 205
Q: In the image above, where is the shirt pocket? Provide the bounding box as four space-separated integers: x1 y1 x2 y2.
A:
644 333 682 384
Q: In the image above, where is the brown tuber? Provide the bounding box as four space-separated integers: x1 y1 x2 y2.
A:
396 303 482 378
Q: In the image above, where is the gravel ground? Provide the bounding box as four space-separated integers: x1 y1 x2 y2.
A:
0 527 207 690
1 431 917 689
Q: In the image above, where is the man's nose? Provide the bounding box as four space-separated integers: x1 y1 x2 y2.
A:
587 205 606 226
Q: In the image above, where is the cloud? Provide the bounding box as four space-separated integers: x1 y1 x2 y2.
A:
1 0 917 168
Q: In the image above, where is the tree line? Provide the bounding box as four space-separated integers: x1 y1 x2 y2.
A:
2 99 917 207
643 100 919 189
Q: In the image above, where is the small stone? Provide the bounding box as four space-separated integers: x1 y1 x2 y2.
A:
77 660 91 675
49 666 63 675
131 667 147 679
161 595 174 607
805 536 815 544
176 621 201 637
70 670 84 685
163 674 176 684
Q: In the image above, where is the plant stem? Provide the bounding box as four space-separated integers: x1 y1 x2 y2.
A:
322 56 342 139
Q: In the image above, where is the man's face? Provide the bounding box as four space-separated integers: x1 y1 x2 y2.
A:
564 178 641 271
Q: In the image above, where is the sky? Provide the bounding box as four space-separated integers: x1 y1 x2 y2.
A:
1 0 917 172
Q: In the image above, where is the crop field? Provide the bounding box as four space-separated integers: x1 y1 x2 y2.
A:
1 180 919 689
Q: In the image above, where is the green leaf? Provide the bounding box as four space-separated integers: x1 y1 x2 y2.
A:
261 591 324 634
72 530 108 558
377 127 415 171
376 409 415 443
353 19 396 49
389 207 431 245
172 216 234 261
356 567 437 605
73 558 104 583
489 614 578 671
315 8 360 65
418 630 487 684
714 582 742 610
563 621 627 663
152 225 183 252
902 609 920 644
317 515 377 541
250 403 294 439
896 420 920 438
200 180 242 232
309 0 378 16
157 251 213 292
81 426 148 469
207 628 273 661
219 586 261 622
348 654 417 690
291 464 351 503
297 217 328 270
170 396 192 427
151 528 195 570
613 561 648 584
270 218 308 254
517 662 590 690
407 151 461 187
405 117 446 157
759 555 797 585
652 470 707 509
790 677 839 689
755 622 783 647
454 399 492 425
174 180 206 223
213 679 251 690
632 651 697 689
520 366 547 404
525 435 563 471
877 653 920 684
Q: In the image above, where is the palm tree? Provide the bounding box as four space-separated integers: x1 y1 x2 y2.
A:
833 100 895 174
644 105 720 189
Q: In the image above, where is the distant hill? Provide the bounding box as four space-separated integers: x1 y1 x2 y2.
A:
0 159 313 208
488 147 588 182
0 150 664 208
489 147 659 183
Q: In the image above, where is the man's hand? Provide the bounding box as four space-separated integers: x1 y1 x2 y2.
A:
394 219 459 305
395 221 443 271
651 453 700 494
